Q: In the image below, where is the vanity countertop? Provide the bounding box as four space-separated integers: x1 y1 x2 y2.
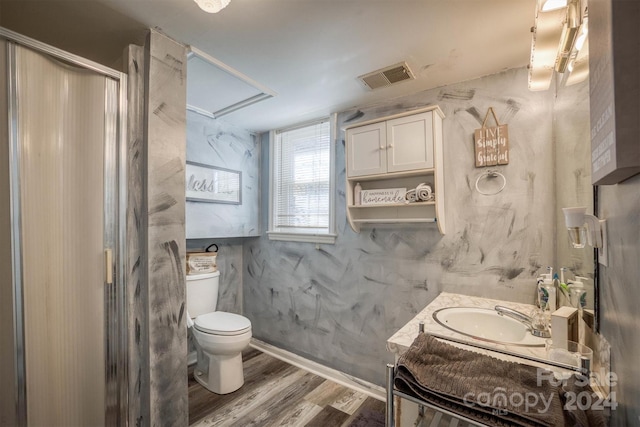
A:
387 292 548 360
387 291 612 402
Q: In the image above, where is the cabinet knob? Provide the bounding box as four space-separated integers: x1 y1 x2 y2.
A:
379 146 384 150
388 144 394 148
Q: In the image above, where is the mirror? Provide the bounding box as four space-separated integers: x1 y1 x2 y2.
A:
554 75 597 327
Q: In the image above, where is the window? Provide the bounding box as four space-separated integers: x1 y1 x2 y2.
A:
268 117 336 243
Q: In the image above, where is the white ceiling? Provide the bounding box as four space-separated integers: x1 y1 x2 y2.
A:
0 0 537 133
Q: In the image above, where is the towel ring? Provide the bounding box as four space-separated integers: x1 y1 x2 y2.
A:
475 169 506 195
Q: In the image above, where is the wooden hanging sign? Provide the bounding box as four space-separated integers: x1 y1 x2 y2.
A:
474 107 509 167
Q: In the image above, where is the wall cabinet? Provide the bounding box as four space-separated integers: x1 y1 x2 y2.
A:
346 111 435 177
345 106 445 234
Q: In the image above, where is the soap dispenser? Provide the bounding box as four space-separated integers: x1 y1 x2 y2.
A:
536 271 546 308
568 277 588 310
537 267 556 312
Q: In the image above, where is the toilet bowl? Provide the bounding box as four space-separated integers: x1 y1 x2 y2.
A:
186 272 252 394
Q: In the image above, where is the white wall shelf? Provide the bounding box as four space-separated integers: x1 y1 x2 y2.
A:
352 218 437 224
349 201 435 209
345 106 445 234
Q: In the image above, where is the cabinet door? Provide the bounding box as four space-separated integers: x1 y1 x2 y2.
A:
386 111 434 173
346 121 387 177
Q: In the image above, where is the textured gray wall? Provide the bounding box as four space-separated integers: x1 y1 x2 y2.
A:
599 175 640 425
144 30 188 426
186 238 245 314
186 110 261 238
244 67 562 385
125 43 149 427
185 110 261 317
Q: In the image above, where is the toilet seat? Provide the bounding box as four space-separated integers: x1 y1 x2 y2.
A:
194 312 251 336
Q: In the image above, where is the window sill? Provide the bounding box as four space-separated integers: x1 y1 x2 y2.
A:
266 231 337 244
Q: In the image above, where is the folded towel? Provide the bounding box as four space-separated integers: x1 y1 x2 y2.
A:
559 375 607 427
415 182 434 201
405 183 434 203
404 189 418 203
394 333 606 427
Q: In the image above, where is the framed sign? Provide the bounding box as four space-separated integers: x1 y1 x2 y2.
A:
361 188 407 205
186 161 242 204
474 107 509 167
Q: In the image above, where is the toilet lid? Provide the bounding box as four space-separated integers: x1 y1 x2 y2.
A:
194 312 252 336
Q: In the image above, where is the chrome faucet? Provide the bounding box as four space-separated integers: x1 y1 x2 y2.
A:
494 305 551 338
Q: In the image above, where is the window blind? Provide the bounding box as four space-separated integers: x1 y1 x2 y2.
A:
273 120 331 232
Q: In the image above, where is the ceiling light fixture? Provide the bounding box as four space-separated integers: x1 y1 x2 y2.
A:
194 0 230 13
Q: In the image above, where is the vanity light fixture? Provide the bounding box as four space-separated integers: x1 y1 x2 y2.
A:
565 16 589 86
562 207 608 266
554 0 581 73
194 0 230 13
528 0 586 91
541 0 568 11
528 1 567 91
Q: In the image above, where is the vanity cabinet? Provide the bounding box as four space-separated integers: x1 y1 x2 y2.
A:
345 106 445 234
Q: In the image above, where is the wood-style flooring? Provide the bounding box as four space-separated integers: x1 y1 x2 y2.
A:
188 347 386 427
188 348 475 427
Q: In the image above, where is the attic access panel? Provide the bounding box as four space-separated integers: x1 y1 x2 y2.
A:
187 47 276 118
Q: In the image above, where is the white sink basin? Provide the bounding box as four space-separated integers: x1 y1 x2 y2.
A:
432 307 546 347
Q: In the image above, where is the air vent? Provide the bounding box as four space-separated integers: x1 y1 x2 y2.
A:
358 62 415 90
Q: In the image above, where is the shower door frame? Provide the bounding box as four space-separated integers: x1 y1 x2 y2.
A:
1 26 128 426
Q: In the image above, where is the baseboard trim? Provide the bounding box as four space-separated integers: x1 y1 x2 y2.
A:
249 338 386 402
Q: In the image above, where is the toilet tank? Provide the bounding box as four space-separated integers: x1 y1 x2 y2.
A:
186 271 220 318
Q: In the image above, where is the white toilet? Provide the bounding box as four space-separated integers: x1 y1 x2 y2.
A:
186 271 252 394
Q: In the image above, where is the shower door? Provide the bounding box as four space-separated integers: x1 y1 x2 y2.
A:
2 29 126 426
